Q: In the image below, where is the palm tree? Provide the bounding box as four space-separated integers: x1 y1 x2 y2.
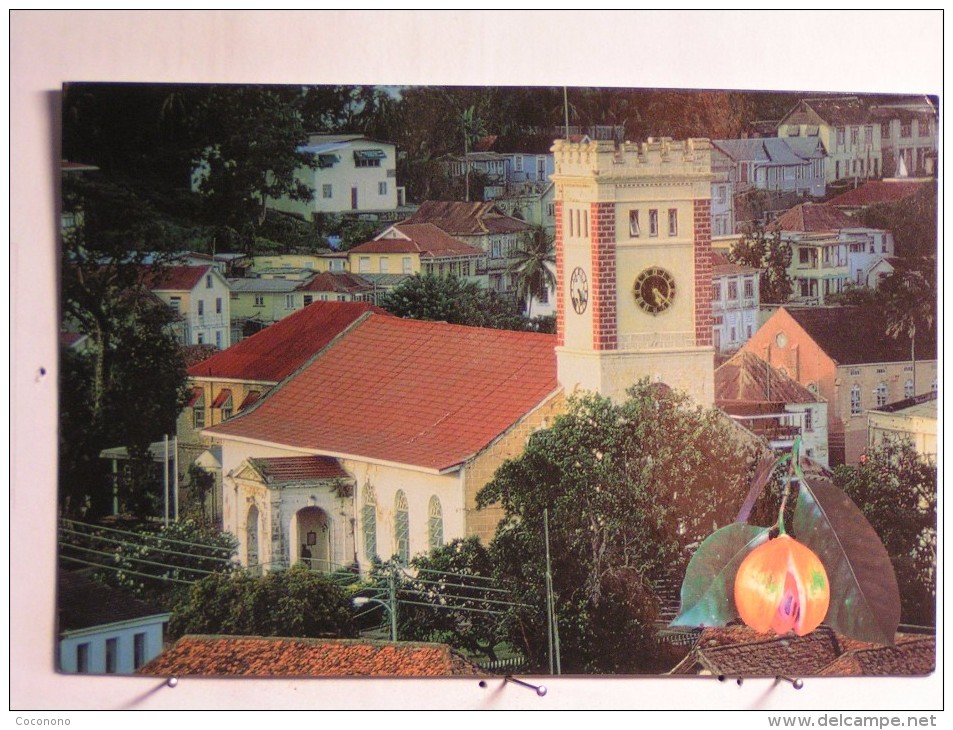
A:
507 226 556 319
883 263 937 395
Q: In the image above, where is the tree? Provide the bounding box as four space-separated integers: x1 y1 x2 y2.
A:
380 274 527 331
60 178 191 518
833 440 936 626
382 539 505 662
477 383 759 673
85 519 239 609
189 85 317 229
881 261 938 394
507 226 556 318
169 564 357 640
854 182 937 259
728 221 793 304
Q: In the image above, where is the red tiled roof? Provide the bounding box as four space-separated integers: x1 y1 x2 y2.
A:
404 200 530 236
207 314 559 471
712 252 759 276
144 265 213 292
769 203 855 233
138 635 484 677
187 302 386 382
826 180 932 208
211 389 232 409
248 456 349 484
295 271 374 294
351 223 485 258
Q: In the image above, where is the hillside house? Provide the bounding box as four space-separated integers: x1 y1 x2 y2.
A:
260 134 404 218
770 203 894 304
777 97 883 185
711 252 760 353
146 265 231 348
348 222 487 286
741 306 936 465
402 200 533 298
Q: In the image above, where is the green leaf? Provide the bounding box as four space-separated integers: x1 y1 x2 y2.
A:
793 478 901 645
735 453 785 524
670 523 770 627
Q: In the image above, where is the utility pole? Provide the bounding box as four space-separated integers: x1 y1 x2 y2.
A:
543 508 561 674
387 571 398 642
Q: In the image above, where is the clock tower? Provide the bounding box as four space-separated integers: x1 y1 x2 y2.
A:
553 137 715 406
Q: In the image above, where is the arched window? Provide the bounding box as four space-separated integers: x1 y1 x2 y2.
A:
904 379 915 399
850 384 862 416
875 382 888 407
428 496 444 552
362 484 377 562
395 491 410 564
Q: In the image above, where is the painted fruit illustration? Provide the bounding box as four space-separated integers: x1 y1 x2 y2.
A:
733 534 830 636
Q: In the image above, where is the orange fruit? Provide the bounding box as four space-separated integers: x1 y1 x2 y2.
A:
733 534 830 636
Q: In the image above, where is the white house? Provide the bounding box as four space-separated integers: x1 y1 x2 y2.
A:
58 571 169 674
711 253 760 353
268 134 402 217
146 265 231 348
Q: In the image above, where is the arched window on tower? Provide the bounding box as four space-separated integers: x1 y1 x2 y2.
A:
428 496 444 552
395 491 410 564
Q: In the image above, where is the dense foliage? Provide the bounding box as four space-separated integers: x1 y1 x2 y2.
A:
169 564 357 640
60 179 190 518
833 440 937 626
82 519 239 609
378 539 504 662
477 382 759 673
380 274 527 331
728 221 793 304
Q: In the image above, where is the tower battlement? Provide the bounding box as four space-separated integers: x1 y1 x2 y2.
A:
552 137 713 180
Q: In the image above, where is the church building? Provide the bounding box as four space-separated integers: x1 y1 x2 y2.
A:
203 137 718 573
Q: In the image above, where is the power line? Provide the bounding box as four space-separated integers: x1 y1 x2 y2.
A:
59 555 197 586
60 518 235 555
59 525 234 566
58 541 223 578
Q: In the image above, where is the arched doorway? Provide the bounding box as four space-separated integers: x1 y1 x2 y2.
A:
294 507 330 571
246 505 260 573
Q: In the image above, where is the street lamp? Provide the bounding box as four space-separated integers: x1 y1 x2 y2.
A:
353 572 398 641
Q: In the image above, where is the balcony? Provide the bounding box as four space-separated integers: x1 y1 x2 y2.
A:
731 412 805 450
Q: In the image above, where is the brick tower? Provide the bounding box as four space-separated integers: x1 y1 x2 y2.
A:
552 137 715 406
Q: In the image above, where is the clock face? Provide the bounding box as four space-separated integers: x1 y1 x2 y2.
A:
633 267 676 315
570 267 589 315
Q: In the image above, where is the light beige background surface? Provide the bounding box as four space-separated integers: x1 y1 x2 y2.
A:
10 9 943 714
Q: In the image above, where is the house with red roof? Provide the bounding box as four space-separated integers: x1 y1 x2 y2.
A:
741 306 936 465
202 312 562 573
146 265 231 348
769 203 894 304
826 178 933 214
348 222 487 287
402 200 533 298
